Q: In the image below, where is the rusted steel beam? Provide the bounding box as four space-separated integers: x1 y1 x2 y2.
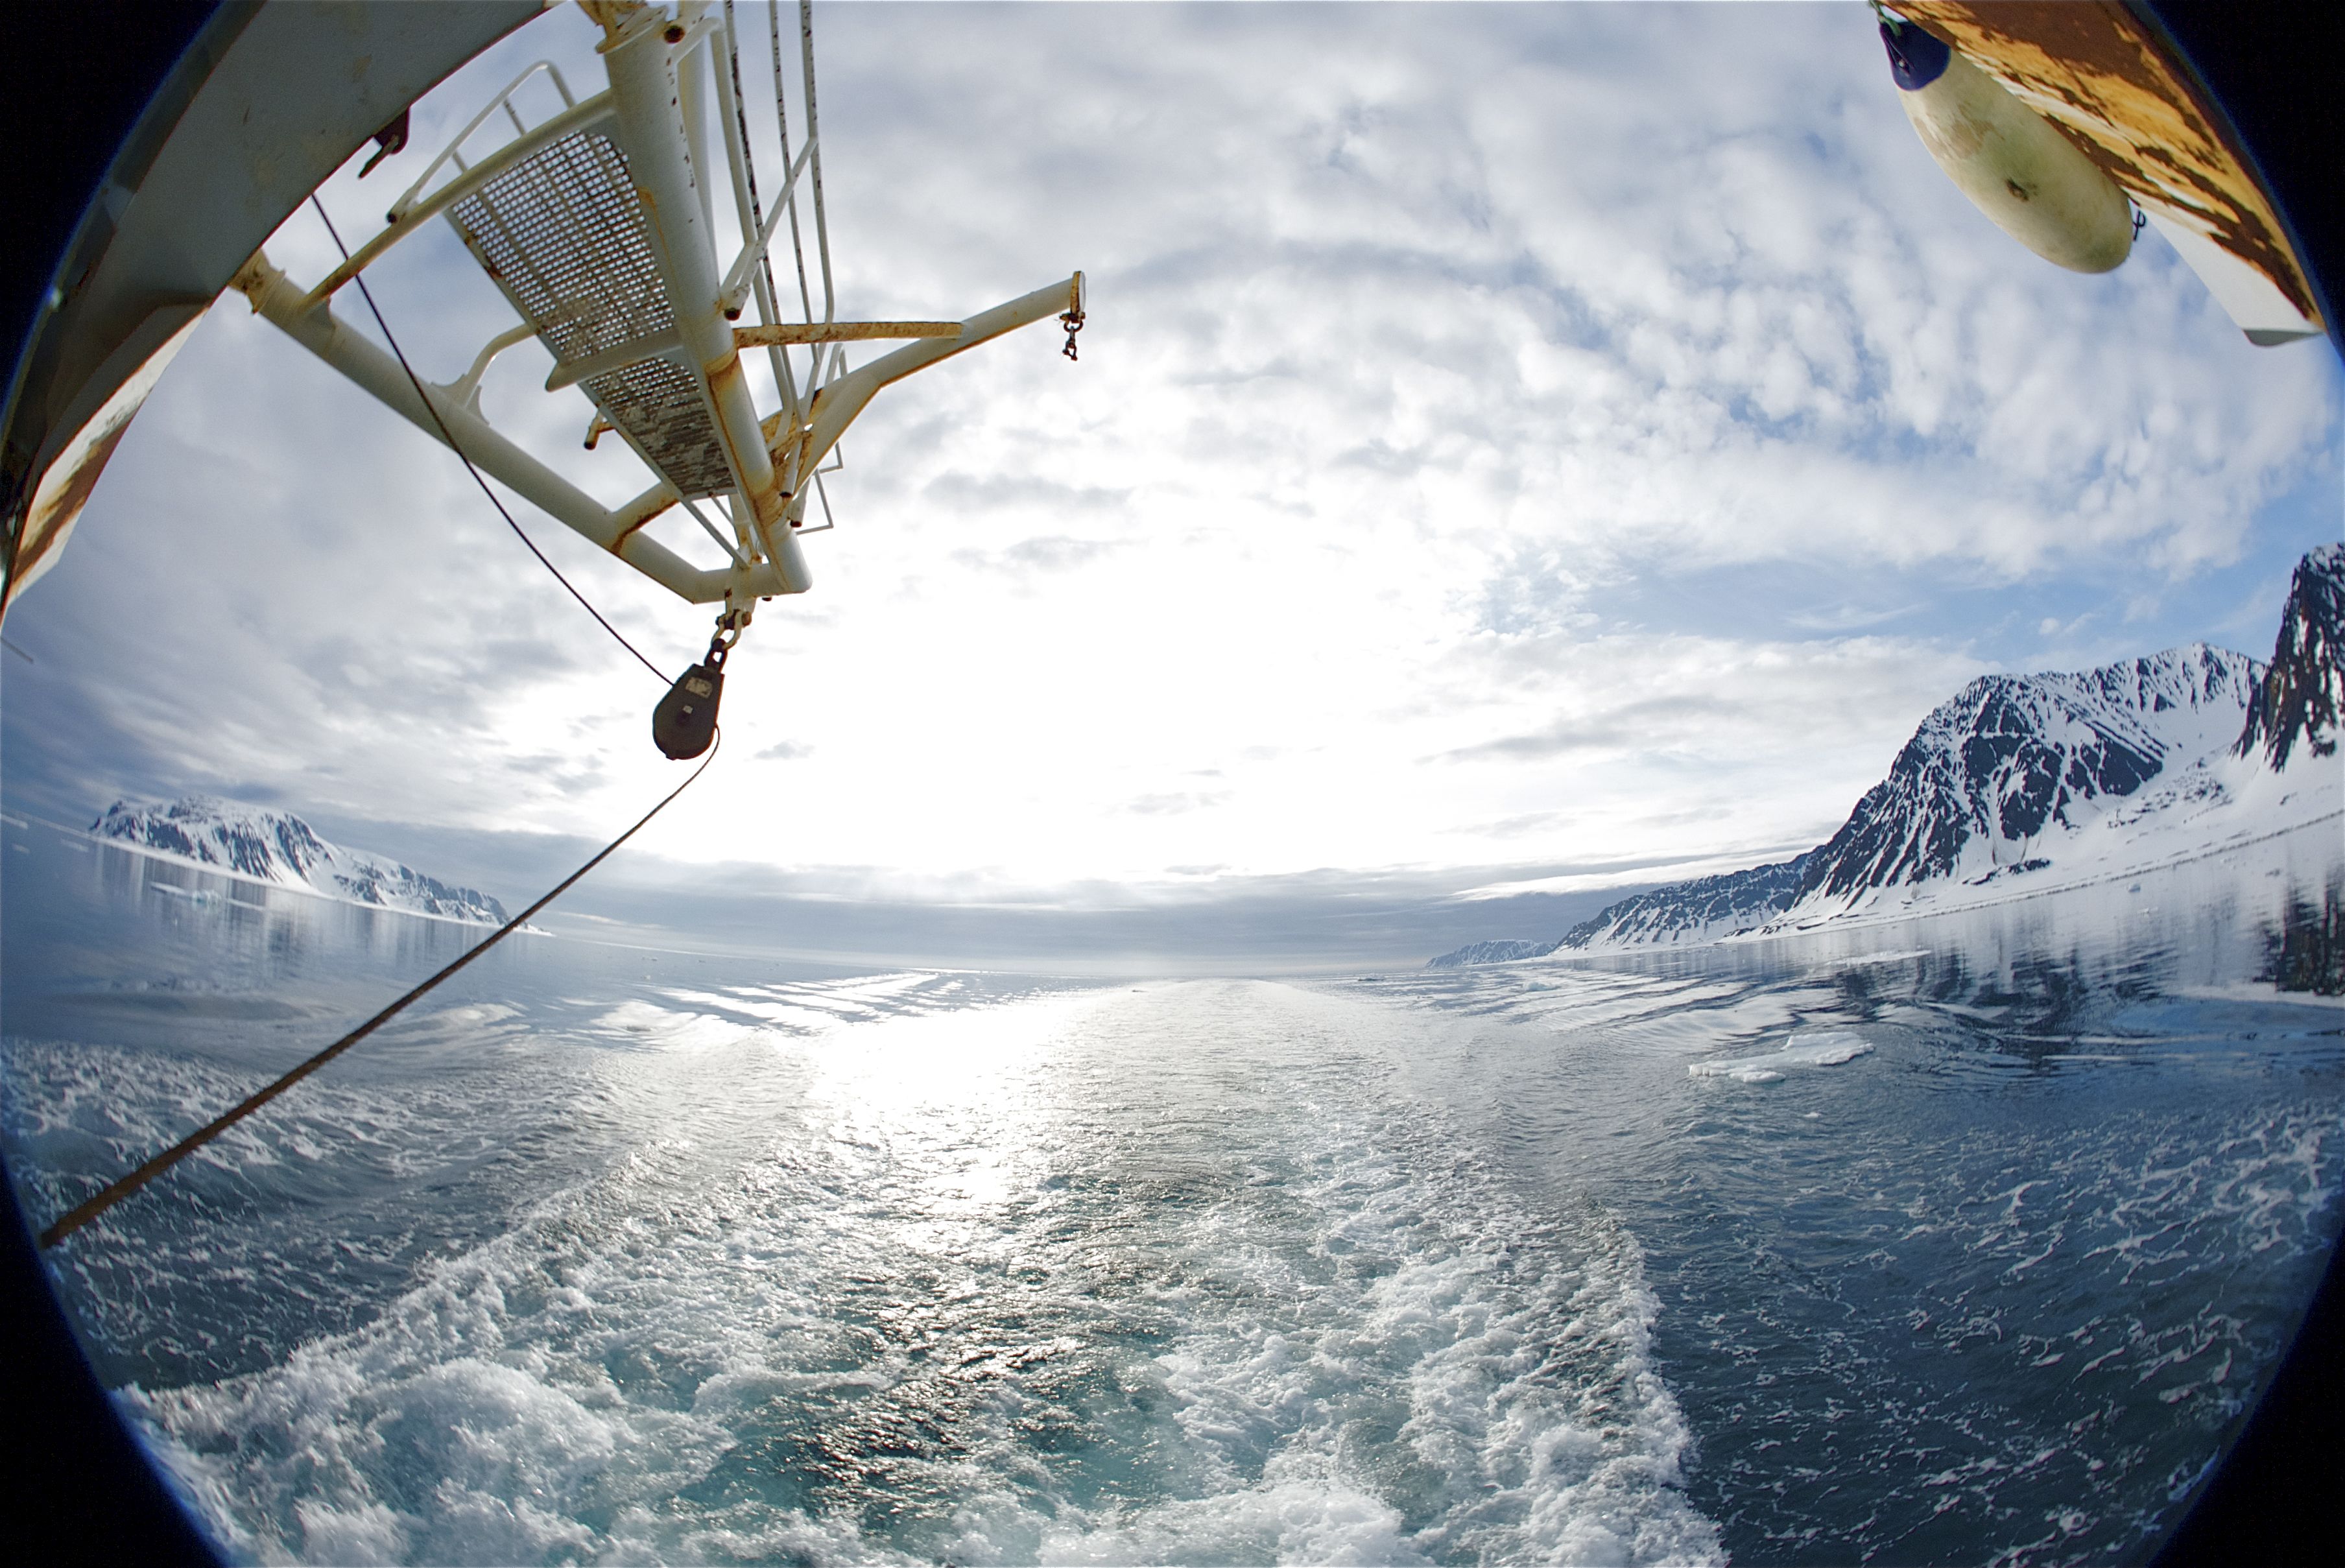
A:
733 322 962 347
765 274 1084 490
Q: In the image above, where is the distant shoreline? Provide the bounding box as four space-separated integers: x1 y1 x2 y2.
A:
1600 811 2342 957
1445 811 2345 967
1741 809 2344 944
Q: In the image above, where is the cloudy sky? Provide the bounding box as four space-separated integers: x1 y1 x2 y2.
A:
4 1 2338 967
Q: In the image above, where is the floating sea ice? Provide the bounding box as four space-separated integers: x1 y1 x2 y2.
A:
1689 1030 1873 1083
1776 1030 1874 1065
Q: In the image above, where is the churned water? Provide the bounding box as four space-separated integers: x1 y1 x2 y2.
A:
3 816 2340 1566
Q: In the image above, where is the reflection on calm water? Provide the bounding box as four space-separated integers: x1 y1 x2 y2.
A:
18 827 497 1047
2266 879 2345 995
2 814 2340 1566
1361 824 2344 1565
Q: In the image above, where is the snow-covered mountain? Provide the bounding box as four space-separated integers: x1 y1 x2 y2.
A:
1785 642 2260 913
91 796 509 925
1433 545 2344 965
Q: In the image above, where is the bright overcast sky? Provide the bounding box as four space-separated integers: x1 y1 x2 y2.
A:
5 1 2339 923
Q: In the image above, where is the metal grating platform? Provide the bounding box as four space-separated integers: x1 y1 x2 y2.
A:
583 357 733 495
449 129 736 497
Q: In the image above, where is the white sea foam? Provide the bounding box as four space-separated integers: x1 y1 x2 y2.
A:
98 981 1721 1566
1688 1030 1874 1082
1034 1480 1421 1565
586 997 757 1051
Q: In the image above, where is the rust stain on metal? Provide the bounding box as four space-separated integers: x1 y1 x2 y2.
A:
34 419 134 541
704 351 746 410
1899 1 2319 324
704 350 784 525
733 321 961 347
610 491 676 552
6 394 145 609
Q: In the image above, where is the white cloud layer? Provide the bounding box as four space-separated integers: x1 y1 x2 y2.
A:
6 2 2336 905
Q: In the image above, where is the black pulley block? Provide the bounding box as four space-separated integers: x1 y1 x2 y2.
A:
652 651 724 759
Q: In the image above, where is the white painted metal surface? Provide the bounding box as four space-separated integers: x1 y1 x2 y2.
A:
2141 209 2322 346
603 6 787 528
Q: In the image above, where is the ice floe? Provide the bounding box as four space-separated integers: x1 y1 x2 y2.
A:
1688 1030 1874 1083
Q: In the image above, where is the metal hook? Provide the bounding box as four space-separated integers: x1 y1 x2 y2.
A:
709 608 749 661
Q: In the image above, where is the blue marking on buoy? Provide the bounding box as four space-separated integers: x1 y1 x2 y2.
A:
1880 18 1952 91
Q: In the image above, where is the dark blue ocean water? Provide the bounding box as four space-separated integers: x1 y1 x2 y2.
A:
3 815 2340 1565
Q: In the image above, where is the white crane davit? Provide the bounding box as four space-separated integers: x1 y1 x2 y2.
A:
239 0 1081 626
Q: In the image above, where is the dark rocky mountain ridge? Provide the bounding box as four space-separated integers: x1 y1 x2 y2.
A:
2238 543 2345 768
1785 642 2257 907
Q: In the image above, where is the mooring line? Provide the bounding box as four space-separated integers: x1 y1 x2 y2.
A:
39 180 737 1249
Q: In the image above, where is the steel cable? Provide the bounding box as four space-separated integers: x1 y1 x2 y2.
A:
36 195 737 1248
